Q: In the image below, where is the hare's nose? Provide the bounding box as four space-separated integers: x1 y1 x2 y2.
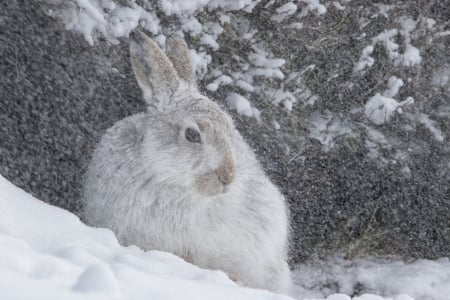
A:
217 158 235 186
218 171 234 186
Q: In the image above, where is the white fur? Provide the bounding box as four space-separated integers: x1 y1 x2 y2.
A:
82 32 291 294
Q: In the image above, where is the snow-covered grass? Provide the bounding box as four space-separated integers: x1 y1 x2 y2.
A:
1 175 449 300
46 0 449 170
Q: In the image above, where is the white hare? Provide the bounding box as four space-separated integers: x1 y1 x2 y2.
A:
82 31 291 293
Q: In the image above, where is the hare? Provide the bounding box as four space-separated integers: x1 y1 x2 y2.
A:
82 31 291 294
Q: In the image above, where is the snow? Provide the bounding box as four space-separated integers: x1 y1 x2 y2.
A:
200 34 220 50
206 74 233 91
270 0 326 23
290 22 304 30
373 4 396 19
159 0 210 15
431 66 450 88
1 175 449 300
0 174 294 300
382 76 404 98
364 125 390 162
226 93 261 119
49 0 259 78
271 2 298 23
302 0 327 15
181 16 203 35
72 264 120 295
354 45 374 72
293 256 450 300
49 0 296 120
249 48 286 69
332 2 346 11
355 17 422 72
365 77 414 125
218 13 231 25
435 31 450 38
365 94 413 125
236 79 255 92
189 49 211 77
49 0 160 45
418 113 445 142
396 17 422 67
308 112 353 151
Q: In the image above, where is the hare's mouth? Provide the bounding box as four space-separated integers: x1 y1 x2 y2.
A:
194 173 231 196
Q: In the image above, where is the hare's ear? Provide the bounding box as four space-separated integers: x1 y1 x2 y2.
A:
166 35 197 87
129 31 180 106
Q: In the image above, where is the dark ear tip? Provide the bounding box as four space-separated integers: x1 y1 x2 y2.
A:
129 30 145 44
167 33 181 40
166 33 185 46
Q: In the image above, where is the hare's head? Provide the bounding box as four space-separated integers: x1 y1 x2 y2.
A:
129 31 236 197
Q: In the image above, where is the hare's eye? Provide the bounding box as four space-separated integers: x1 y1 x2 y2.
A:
185 127 201 143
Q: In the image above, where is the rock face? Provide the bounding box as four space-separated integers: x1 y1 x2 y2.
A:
0 1 144 213
1 0 449 264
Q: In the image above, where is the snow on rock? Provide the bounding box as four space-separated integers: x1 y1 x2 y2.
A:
249 48 286 69
249 47 286 79
307 112 353 151
0 175 293 300
289 22 304 30
363 125 390 162
396 17 422 66
159 0 260 15
355 17 422 72
355 29 398 72
365 77 413 125
226 93 261 120
365 94 413 125
418 113 445 142
373 3 396 19
181 16 203 35
235 79 255 92
382 76 403 98
431 66 450 88
332 2 346 11
300 0 327 16
48 0 160 45
189 49 211 78
48 0 259 77
401 44 421 67
206 74 233 91
159 0 210 15
354 45 374 72
207 0 260 12
271 2 298 23
200 33 220 50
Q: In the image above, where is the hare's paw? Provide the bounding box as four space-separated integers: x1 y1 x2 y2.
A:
226 272 243 285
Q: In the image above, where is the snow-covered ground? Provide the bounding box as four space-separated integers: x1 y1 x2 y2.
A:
0 175 448 300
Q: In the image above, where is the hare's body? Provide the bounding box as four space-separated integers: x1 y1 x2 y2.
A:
83 32 290 293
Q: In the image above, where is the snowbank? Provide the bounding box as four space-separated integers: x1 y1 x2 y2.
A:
1 175 449 300
293 256 450 300
0 175 292 300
